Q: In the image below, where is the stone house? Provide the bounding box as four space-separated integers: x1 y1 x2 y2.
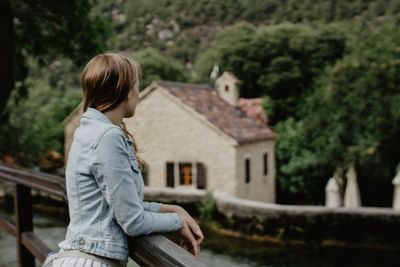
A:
63 72 277 202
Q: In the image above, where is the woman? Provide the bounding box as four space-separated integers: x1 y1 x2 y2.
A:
43 53 203 267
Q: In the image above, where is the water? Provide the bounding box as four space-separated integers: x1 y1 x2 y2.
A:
201 232 398 266
0 207 398 267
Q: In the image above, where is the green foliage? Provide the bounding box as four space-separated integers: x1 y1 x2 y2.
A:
196 22 346 124
275 22 400 205
0 79 82 166
11 0 110 66
274 118 332 203
192 49 218 83
100 0 400 64
132 48 189 90
197 191 215 222
1 0 109 125
196 191 221 228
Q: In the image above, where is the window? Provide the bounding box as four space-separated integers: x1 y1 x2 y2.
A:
245 158 250 183
179 163 192 186
263 153 268 176
166 161 206 189
225 85 229 92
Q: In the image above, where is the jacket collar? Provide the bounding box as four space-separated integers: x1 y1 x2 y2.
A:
82 107 114 125
82 107 133 145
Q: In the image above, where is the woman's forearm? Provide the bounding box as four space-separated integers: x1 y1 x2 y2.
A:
160 204 183 214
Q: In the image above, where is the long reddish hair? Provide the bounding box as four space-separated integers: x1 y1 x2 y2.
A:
81 53 143 170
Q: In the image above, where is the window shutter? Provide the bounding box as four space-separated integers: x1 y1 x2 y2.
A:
166 162 174 187
196 162 206 189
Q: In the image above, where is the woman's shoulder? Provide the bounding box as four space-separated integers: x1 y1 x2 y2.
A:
100 126 125 141
75 121 125 149
95 126 128 150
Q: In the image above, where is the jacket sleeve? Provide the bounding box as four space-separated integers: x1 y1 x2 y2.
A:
90 127 182 236
141 201 162 212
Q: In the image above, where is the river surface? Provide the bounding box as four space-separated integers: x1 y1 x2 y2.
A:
0 205 398 267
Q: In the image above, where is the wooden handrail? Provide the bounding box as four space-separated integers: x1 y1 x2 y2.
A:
0 164 67 201
0 163 208 267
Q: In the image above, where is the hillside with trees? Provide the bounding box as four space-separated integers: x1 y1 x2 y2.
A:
1 0 400 206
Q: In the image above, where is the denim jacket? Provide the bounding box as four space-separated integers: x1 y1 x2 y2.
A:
60 107 182 261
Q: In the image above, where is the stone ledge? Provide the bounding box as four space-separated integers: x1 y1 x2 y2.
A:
144 187 207 203
213 191 399 219
143 188 400 246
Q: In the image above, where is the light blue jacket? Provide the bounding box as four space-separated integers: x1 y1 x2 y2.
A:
62 107 182 261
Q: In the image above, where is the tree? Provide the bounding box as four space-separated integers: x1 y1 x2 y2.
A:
132 48 189 90
0 79 82 166
195 22 347 124
275 22 400 205
0 0 109 124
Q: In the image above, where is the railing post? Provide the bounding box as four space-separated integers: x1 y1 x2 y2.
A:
15 184 35 267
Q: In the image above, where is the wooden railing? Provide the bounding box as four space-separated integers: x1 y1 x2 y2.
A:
0 163 208 267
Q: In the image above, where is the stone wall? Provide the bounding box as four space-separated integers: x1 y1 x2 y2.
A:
144 188 400 247
235 140 275 203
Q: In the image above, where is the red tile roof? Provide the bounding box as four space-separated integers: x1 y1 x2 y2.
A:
238 98 268 126
155 81 277 143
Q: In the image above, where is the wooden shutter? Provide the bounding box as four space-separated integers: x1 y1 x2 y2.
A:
196 162 206 189
166 162 174 187
245 158 250 183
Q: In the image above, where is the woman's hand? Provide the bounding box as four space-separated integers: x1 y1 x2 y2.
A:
175 217 199 257
161 204 204 254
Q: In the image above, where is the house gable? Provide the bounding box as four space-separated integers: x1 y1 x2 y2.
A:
153 81 277 144
154 85 238 146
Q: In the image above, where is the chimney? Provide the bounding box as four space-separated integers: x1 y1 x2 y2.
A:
216 72 241 107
